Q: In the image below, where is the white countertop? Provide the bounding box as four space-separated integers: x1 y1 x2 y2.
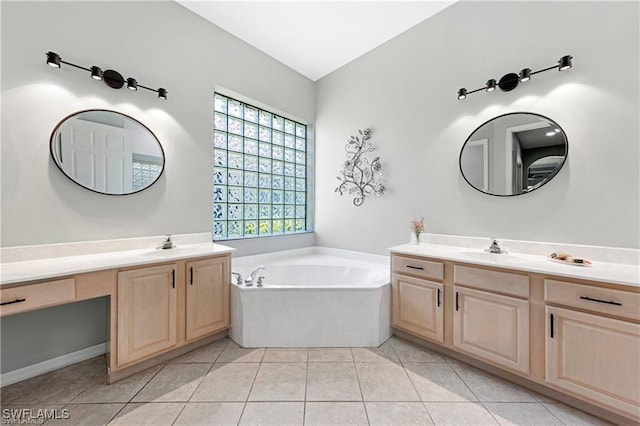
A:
0 243 235 286
389 243 640 288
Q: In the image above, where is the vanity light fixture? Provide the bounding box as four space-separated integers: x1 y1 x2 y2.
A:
90 66 103 81
127 78 138 91
457 54 573 100
519 68 531 82
45 51 167 100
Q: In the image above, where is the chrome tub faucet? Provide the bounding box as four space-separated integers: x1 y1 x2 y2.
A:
245 265 266 286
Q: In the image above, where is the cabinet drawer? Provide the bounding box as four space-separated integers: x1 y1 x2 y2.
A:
545 279 640 321
392 256 443 281
454 265 529 298
0 278 76 316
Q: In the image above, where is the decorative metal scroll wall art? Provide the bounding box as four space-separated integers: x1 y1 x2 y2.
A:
335 128 386 206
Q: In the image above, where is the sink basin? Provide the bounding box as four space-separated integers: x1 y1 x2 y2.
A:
457 251 530 265
140 247 192 257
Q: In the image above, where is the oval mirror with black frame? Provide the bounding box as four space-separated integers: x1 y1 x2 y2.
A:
459 112 568 196
50 110 165 195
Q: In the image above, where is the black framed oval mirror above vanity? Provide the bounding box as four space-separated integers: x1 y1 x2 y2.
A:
50 109 165 195
459 112 568 196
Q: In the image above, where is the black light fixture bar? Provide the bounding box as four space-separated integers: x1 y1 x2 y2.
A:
46 51 167 100
457 55 572 100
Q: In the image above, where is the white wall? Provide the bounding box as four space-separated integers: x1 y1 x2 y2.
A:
0 0 315 373
315 1 639 254
1 0 315 248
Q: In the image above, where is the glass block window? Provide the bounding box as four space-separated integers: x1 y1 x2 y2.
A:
132 159 162 192
213 93 307 240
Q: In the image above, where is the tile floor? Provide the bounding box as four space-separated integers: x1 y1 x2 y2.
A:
1 337 612 425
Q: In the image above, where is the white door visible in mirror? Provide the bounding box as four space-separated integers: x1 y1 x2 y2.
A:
460 139 488 192
50 110 164 195
459 112 568 196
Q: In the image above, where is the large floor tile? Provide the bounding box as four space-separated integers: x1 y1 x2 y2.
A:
404 363 477 402
1 375 49 405
366 401 434 425
171 339 228 363
173 402 244 425
132 363 210 402
190 362 259 402
248 363 307 401
73 365 162 403
308 348 354 362
449 363 538 402
542 403 613 425
9 357 107 404
306 363 362 401
46 403 124 425
50 356 107 384
484 402 564 425
239 401 304 425
304 402 369 425
108 402 184 425
355 363 419 402
262 348 309 363
389 338 446 363
352 341 399 363
424 402 499 425
217 341 265 363
11 375 90 404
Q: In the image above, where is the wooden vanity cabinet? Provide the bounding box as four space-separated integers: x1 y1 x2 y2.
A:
545 280 640 419
115 254 230 369
392 274 443 342
390 251 640 424
452 266 530 374
117 264 178 366
186 256 230 341
391 255 444 343
453 285 529 374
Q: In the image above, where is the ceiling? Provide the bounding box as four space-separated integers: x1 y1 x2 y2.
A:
176 1 456 81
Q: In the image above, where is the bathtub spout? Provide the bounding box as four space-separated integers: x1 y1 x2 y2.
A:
245 265 266 286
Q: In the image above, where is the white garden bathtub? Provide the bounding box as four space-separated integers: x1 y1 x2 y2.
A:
230 247 391 347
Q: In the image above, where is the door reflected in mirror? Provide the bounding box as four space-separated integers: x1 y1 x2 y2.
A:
459 112 568 196
50 110 165 195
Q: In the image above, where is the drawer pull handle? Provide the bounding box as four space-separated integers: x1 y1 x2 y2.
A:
437 288 441 307
406 265 424 270
190 267 194 285
1 298 26 306
580 296 622 306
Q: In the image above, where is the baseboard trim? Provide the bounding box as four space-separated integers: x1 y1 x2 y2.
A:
0 343 106 387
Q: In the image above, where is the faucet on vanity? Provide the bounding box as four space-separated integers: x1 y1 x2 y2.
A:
487 238 507 254
159 234 174 250
245 265 266 287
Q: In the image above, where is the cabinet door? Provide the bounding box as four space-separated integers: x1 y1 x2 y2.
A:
392 274 443 342
453 286 529 374
186 256 230 341
546 306 640 418
117 264 177 366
